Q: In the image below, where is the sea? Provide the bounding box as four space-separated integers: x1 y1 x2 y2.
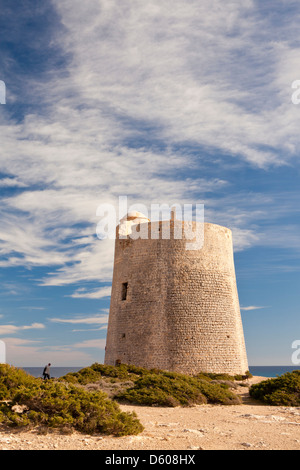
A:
22 366 84 379
20 365 300 379
248 365 300 378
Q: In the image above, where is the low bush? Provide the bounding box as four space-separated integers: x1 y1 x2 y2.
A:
0 364 143 435
117 374 206 406
60 363 153 385
60 363 242 407
0 364 36 400
116 371 241 406
195 371 252 382
249 370 300 406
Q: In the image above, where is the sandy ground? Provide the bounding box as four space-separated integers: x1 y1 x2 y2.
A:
0 376 300 451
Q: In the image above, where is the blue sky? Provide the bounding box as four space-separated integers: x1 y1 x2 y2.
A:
0 0 299 367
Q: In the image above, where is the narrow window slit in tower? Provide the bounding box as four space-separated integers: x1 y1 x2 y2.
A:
121 282 128 301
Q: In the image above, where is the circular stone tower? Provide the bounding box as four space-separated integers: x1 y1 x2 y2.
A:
104 211 248 375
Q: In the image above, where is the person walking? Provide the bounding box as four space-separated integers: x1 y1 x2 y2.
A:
42 363 51 380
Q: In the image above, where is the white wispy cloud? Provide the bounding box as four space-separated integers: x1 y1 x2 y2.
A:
69 286 112 299
240 306 269 311
1 0 300 290
0 323 45 336
19 307 46 311
2 337 95 367
52 0 300 167
71 326 107 332
72 338 106 349
0 178 27 188
48 315 108 325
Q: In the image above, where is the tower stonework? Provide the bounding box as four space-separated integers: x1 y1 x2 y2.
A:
105 213 248 375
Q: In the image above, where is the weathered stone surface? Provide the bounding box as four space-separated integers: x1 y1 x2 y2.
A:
105 218 248 375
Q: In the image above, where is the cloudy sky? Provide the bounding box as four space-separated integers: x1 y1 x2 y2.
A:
0 0 299 367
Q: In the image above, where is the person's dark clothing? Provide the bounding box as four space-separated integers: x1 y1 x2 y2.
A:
43 364 51 380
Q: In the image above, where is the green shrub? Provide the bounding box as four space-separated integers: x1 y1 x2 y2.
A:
60 363 241 407
0 364 143 436
117 371 241 406
60 363 154 386
61 367 102 385
195 371 252 382
249 370 300 406
117 374 206 406
0 364 37 400
195 372 234 382
195 379 241 405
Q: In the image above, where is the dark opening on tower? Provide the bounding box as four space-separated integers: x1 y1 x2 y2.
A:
121 282 128 301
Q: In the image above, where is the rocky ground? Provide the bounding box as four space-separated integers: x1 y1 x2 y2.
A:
0 376 299 451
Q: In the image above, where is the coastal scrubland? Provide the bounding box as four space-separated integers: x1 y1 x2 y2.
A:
1 362 299 440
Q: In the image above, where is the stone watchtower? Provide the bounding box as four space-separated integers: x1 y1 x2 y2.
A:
104 210 248 375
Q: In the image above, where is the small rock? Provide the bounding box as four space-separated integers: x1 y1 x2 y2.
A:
11 404 28 414
258 441 267 447
241 442 253 448
0 439 10 444
270 415 285 421
241 414 265 420
183 428 204 436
